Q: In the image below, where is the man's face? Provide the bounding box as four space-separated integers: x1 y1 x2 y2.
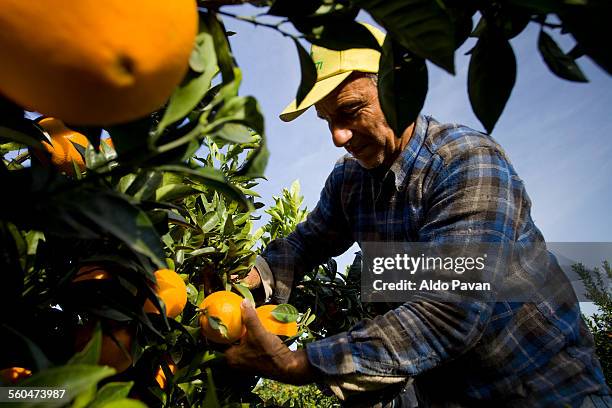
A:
314 73 404 169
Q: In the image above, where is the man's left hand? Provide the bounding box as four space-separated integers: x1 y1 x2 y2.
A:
225 299 316 385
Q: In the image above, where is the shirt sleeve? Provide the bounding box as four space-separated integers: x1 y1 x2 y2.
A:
307 146 523 392
261 160 355 304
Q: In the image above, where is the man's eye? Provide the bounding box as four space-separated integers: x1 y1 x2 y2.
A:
342 109 359 118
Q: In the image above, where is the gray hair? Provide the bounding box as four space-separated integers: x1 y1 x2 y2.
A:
364 72 378 85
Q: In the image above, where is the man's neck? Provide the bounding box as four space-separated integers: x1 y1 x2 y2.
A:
381 120 417 169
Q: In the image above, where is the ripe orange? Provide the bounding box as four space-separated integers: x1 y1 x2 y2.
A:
32 117 114 174
199 291 246 344
73 264 112 282
143 269 187 318
256 305 298 337
154 359 177 389
74 321 134 374
0 367 32 384
0 0 198 125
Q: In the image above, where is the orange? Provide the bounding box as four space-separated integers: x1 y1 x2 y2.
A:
0 0 198 125
143 269 187 318
199 291 246 344
154 359 177 389
73 264 112 282
32 117 114 174
72 267 136 374
0 367 32 384
256 305 298 337
74 321 134 374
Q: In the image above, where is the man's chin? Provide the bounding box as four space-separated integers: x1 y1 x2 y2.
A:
354 154 382 169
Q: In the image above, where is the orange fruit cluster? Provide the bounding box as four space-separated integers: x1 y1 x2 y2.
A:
198 291 299 344
71 266 187 374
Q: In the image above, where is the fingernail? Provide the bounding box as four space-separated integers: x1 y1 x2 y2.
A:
241 298 254 308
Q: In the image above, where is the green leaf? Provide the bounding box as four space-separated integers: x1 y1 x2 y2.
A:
559 3 612 74
190 23 218 73
305 20 381 51
156 67 218 134
233 283 255 305
87 382 134 408
13 365 115 408
155 183 198 202
268 0 322 17
202 367 221 408
223 213 235 235
468 28 516 133
155 165 250 210
378 37 428 137
73 191 166 268
207 68 242 110
156 21 220 134
68 322 101 366
207 315 229 340
211 96 265 135
0 142 26 154
293 39 318 106
200 211 220 233
290 180 301 201
187 283 199 305
270 304 299 323
129 171 164 201
538 30 588 82
186 247 216 258
236 142 269 179
212 123 253 144
96 399 147 408
207 12 235 84
0 126 44 150
355 0 456 73
71 385 97 408
305 314 316 326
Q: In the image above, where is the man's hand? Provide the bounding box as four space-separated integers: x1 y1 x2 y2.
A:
225 299 316 385
232 267 261 290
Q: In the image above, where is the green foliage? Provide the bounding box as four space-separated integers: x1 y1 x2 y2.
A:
574 261 612 385
257 180 308 248
0 8 271 407
253 379 339 408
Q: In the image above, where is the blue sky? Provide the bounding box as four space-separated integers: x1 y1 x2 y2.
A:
221 8 612 315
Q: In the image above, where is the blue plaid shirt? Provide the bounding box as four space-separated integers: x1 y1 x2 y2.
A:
261 115 609 407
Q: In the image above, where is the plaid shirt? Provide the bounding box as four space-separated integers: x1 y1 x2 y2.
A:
261 115 609 407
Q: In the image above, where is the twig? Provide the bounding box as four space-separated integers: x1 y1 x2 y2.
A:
213 9 300 40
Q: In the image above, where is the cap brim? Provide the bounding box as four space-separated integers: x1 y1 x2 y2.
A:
279 71 353 122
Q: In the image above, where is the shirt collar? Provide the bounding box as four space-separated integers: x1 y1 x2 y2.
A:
380 114 429 191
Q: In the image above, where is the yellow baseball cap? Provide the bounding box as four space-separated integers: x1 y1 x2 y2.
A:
279 23 385 122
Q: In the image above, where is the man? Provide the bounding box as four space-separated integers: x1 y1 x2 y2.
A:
225 24 610 407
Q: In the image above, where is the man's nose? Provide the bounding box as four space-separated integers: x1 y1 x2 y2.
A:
330 125 352 147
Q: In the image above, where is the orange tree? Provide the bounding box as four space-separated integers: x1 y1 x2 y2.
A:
0 1 610 407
